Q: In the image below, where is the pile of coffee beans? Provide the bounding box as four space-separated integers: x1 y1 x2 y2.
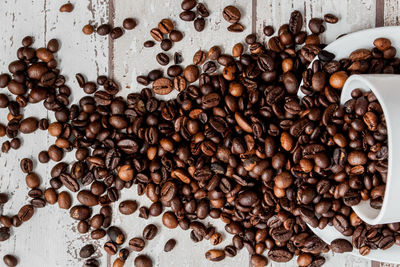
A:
0 3 399 267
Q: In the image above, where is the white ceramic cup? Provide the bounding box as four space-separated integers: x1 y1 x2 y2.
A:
341 74 400 225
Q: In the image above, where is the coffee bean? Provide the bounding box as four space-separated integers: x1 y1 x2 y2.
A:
181 0 197 10
156 53 170 66
308 18 325 34
143 224 158 240
194 18 206 32
70 205 91 220
107 226 125 245
80 244 96 258
158 19 174 34
223 5 241 23
18 204 34 222
324 13 338 24
129 237 145 252
162 211 178 229
160 39 173 51
119 200 138 215
169 30 183 42
179 11 196 21
3 255 18 267
164 239 176 252
60 3 74 12
83 24 95 35
104 241 118 255
97 24 111 36
205 249 225 262
330 239 353 253
0 227 10 241
153 78 173 95
123 18 137 30
227 23 244 32
134 255 152 267
144 40 155 48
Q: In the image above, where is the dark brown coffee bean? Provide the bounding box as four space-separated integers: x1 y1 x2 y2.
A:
194 17 206 32
330 239 353 253
169 30 183 42
160 39 173 51
205 249 225 262
164 238 176 252
3 254 18 267
80 244 96 258
181 0 197 10
144 40 155 48
18 204 34 222
156 53 170 66
134 255 152 267
143 224 158 240
104 241 118 255
324 13 338 24
70 205 91 220
227 23 244 32
129 237 145 252
123 18 137 30
119 200 138 215
179 10 196 21
223 5 241 23
97 24 111 35
153 78 173 95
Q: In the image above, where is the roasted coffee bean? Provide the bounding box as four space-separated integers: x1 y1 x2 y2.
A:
20 158 33 173
80 244 96 258
330 239 353 253
205 249 225 262
324 13 338 24
107 226 126 245
181 0 197 10
143 224 158 240
119 200 138 215
164 238 176 252
123 18 137 30
134 255 152 267
130 237 145 252
3 254 18 267
0 227 10 241
169 30 183 42
18 204 34 222
180 11 196 21
194 18 206 32
223 5 241 23
97 24 111 35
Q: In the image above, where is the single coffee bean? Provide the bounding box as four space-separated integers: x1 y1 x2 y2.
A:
144 40 155 47
194 18 206 32
143 224 158 240
119 200 138 215
179 10 196 21
164 238 176 252
3 254 18 267
18 204 34 222
156 53 170 66
20 158 33 173
205 249 225 262
107 226 126 245
223 5 241 23
134 255 152 267
123 18 137 30
129 237 146 252
153 78 173 95
97 24 111 36
169 30 183 42
324 13 338 24
181 0 197 10
80 244 96 258
110 27 124 39
330 238 353 253
162 211 178 229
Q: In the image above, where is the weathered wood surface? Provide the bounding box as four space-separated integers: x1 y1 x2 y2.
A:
0 0 399 266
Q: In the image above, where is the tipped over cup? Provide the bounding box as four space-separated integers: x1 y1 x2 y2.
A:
341 74 400 225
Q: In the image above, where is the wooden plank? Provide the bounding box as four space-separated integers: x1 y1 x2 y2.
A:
0 0 110 266
384 0 400 26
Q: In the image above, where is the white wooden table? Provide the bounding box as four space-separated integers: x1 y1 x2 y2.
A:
0 0 398 266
